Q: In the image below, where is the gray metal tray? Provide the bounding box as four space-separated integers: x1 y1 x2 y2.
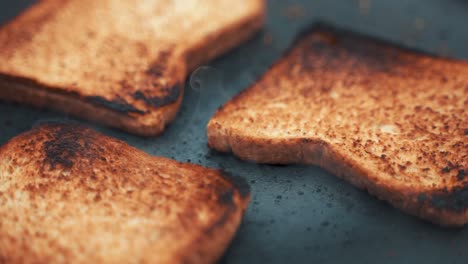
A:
1 1 468 263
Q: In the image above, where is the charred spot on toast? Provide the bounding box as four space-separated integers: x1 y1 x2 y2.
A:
293 22 432 57
197 171 249 235
132 82 182 108
129 49 182 109
42 124 103 170
0 74 148 115
205 188 237 235
131 47 183 108
458 170 467 181
145 50 173 78
427 184 468 212
218 170 251 199
289 22 434 74
217 190 235 205
87 96 146 114
205 203 236 235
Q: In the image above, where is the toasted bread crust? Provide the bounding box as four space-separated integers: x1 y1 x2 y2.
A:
0 124 250 263
0 76 183 136
0 0 265 136
208 23 468 226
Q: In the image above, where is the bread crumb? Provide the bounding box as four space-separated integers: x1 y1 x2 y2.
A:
359 0 372 15
263 32 273 46
437 42 450 57
283 4 305 19
414 17 425 31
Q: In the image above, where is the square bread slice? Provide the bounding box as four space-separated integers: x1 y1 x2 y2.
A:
0 123 250 263
207 23 468 226
0 0 265 136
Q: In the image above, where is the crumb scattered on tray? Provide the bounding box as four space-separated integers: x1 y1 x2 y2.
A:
437 42 451 57
263 31 273 46
359 0 372 15
283 4 305 19
414 17 425 31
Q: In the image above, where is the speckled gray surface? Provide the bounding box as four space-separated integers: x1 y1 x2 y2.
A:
1 1 468 263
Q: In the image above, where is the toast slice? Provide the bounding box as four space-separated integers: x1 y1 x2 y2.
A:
0 124 250 263
207 23 468 226
0 0 265 136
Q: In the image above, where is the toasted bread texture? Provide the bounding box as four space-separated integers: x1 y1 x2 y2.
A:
208 23 468 226
0 0 265 136
0 124 250 263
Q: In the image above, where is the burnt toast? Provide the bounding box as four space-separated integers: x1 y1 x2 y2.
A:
0 0 265 136
207 23 468 226
0 123 250 263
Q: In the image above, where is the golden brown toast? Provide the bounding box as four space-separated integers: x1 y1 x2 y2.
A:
0 124 250 263
0 0 265 136
207 23 468 226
